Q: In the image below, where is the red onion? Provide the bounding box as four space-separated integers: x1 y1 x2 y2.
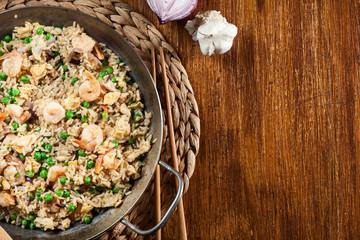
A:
29 103 39 119
55 203 66 208
25 177 33 183
0 132 11 142
46 37 55 45
73 48 102 65
146 0 198 24
45 50 54 57
70 59 81 65
106 74 112 82
17 44 30 53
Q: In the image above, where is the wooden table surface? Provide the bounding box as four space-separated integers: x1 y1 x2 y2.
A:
125 0 359 239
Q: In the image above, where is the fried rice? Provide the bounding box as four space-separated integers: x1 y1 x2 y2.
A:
0 21 152 231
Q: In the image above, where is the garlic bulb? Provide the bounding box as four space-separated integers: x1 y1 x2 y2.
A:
185 11 238 56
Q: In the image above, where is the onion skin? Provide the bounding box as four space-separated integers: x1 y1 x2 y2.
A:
146 0 198 24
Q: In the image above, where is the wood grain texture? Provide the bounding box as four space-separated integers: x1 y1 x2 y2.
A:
125 0 358 239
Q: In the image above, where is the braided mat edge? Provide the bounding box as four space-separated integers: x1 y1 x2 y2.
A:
0 0 200 239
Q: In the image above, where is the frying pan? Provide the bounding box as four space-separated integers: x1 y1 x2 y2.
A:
0 6 183 240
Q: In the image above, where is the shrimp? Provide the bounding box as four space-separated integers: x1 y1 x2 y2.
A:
71 124 103 152
47 164 67 182
42 101 65 124
72 33 96 52
72 33 104 60
93 43 104 60
79 71 101 102
0 112 7 123
3 155 25 186
5 104 31 124
0 51 23 77
95 150 122 173
102 150 122 170
0 192 15 207
49 197 61 213
95 155 103 174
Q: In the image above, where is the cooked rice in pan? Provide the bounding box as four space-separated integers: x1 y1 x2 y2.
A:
0 22 152 230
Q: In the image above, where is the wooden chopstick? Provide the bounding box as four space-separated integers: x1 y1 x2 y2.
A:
151 47 162 240
0 226 12 240
159 46 187 240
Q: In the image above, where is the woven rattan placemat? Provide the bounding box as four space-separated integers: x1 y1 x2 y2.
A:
0 0 200 239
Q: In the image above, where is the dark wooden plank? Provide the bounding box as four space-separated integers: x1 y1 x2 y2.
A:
123 0 359 239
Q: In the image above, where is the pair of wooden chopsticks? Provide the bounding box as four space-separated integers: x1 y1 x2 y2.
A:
151 47 187 240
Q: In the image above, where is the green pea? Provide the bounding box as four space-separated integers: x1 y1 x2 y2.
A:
12 122 18 130
63 162 68 166
46 157 55 166
19 154 25 160
71 77 78 85
62 74 66 80
37 197 43 202
112 141 119 148
23 37 31 44
105 66 113 74
46 33 53 40
83 216 91 224
11 96 16 102
40 169 48 179
44 194 53 202
0 72 7 81
67 204 76 211
110 77 118 83
21 218 28 227
41 151 47 159
34 151 42 161
55 190 63 197
36 28 44 35
116 59 123 65
10 214 16 221
12 88 19 96
113 185 119 193
97 76 103 81
29 192 35 201
60 132 68 139
28 215 36 221
26 170 35 178
35 189 44 196
99 71 107 78
54 51 60 56
63 191 70 198
45 144 52 151
81 116 88 123
62 65 68 71
128 137 135 145
3 35 11 43
90 188 97 194
119 87 123 91
83 102 90 108
87 160 94 169
0 53 2 57
101 112 108 119
60 177 67 185
66 111 74 119
78 150 85 157
21 75 29 83
29 222 35 230
102 59 108 66
84 176 92 184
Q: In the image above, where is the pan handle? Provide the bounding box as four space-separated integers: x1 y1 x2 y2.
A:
121 160 184 235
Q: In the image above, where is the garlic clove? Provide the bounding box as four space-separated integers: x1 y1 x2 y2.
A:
185 10 238 56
